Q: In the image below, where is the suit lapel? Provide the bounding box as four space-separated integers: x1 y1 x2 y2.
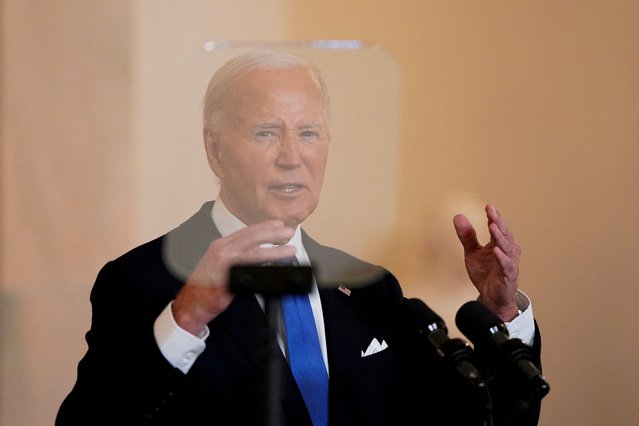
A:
162 201 220 282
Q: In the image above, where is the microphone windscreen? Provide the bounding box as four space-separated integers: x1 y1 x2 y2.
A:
403 298 444 326
402 298 449 335
455 300 507 343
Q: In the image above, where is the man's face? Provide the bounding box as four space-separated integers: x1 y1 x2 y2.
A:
206 66 330 228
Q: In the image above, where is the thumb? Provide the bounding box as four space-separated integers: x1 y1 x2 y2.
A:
453 214 480 252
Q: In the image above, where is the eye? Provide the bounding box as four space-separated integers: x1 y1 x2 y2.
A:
255 129 279 141
300 130 320 139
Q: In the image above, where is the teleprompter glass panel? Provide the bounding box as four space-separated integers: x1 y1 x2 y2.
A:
143 40 400 264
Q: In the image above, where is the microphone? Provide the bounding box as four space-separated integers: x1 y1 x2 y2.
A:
402 298 486 388
455 301 550 403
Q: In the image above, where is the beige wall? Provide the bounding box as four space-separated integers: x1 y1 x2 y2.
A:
1 1 135 424
2 1 638 425
288 3 639 425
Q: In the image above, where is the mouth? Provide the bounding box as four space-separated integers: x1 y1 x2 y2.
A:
271 183 304 194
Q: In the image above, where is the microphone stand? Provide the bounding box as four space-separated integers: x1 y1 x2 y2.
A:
263 295 283 426
230 264 313 426
453 365 494 426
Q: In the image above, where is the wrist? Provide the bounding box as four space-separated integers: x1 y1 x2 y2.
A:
477 296 519 323
172 290 212 337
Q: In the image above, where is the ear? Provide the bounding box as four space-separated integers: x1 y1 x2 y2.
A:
204 128 225 178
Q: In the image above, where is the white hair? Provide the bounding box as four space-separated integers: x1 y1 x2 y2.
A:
202 50 330 129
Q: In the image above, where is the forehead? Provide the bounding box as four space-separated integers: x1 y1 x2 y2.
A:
228 67 324 110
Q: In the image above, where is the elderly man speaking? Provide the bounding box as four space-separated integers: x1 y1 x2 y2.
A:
57 50 542 426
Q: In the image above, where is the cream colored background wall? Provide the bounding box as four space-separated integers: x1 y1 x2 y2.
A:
1 2 135 424
2 1 638 425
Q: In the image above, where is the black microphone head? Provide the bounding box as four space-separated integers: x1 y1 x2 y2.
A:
403 298 447 333
457 303 550 403
455 300 509 344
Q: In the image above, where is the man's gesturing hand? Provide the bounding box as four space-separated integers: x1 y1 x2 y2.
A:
453 204 521 322
172 220 297 336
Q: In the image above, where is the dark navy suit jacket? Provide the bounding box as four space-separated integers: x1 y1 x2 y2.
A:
56 201 542 426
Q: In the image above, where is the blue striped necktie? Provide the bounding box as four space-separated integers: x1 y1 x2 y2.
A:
280 258 329 426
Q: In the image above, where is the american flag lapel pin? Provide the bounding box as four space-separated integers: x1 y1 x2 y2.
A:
338 284 351 296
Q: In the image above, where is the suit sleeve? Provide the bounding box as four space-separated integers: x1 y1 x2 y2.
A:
55 259 188 425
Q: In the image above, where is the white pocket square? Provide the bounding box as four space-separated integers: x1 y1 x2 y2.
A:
361 338 388 357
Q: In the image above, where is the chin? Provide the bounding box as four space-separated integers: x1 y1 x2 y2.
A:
279 214 304 228
267 199 318 227
277 210 312 229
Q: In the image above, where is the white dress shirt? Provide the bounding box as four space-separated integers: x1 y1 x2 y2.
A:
153 200 536 374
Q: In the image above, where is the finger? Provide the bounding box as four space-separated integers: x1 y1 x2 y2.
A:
222 221 295 256
493 246 520 282
223 221 299 264
453 214 481 252
489 222 521 259
251 244 298 265
486 204 513 241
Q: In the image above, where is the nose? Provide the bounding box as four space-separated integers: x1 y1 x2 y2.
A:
275 132 302 169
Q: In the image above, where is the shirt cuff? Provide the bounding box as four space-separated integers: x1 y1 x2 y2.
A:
153 301 209 374
504 290 536 346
